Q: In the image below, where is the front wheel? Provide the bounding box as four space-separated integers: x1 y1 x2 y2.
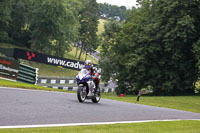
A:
91 88 101 103
77 86 86 102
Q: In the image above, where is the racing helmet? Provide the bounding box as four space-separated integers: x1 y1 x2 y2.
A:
84 60 92 69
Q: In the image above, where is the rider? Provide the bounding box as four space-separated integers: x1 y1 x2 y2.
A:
84 60 100 96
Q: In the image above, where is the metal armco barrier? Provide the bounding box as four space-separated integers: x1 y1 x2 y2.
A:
17 64 38 84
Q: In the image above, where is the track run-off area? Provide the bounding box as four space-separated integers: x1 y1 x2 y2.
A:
0 87 200 129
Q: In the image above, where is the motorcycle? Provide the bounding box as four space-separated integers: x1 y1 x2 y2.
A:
76 68 101 103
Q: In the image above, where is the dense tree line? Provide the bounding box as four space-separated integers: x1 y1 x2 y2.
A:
0 0 99 58
98 3 127 21
0 0 13 42
100 0 200 95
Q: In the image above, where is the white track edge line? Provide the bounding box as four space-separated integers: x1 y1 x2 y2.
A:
0 119 200 129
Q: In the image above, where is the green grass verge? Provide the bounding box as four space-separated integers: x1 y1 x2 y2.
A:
0 120 200 133
102 94 200 113
22 61 79 77
0 79 73 93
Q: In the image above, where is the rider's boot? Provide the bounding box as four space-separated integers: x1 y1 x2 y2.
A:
96 85 99 92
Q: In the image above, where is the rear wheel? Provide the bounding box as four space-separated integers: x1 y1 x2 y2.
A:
77 86 86 102
91 87 101 103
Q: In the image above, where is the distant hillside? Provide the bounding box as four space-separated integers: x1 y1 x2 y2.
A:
97 19 107 35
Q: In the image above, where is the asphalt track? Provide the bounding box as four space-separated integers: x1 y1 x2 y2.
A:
0 87 200 128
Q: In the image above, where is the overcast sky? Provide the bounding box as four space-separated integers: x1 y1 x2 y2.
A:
96 0 137 8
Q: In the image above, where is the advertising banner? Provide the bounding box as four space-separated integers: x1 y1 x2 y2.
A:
13 48 85 71
0 57 19 80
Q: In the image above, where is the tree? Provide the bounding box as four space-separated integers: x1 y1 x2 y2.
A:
0 0 13 42
78 0 99 60
1 0 84 58
100 0 200 95
8 0 32 47
99 20 122 89
30 0 81 57
136 0 200 95
98 3 127 21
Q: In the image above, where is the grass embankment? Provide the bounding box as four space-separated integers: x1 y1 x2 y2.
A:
22 61 79 77
0 43 98 77
26 46 98 77
0 120 200 133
